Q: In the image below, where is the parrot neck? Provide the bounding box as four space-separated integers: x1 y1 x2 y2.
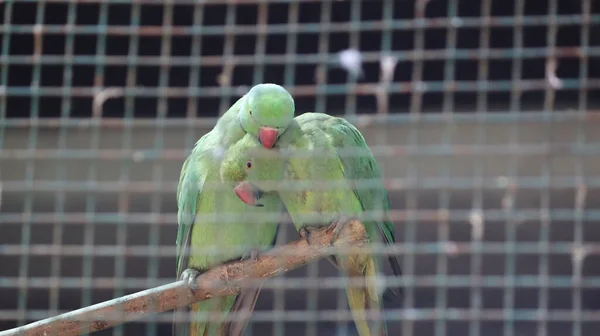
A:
210 97 248 146
238 113 247 134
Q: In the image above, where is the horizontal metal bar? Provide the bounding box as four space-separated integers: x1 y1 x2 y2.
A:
0 308 598 323
2 143 600 160
2 79 599 98
1 242 599 258
0 275 599 291
2 175 599 193
2 15 598 36
1 47 597 66
2 110 598 128
2 0 335 5
0 209 597 226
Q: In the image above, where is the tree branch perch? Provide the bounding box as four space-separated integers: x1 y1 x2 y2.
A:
0 219 369 336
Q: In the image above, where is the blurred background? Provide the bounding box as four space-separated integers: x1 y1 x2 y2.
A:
1 0 600 335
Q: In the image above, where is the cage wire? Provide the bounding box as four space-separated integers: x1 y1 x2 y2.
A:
1 0 600 335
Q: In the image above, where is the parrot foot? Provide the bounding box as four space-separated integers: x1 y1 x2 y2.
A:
299 225 322 245
180 268 201 292
329 216 354 247
241 248 263 262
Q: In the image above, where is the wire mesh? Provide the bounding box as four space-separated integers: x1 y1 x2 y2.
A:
1 0 600 335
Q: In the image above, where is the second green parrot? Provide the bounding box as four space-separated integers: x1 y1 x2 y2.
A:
219 113 403 336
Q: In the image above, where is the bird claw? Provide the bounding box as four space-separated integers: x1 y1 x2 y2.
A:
330 216 353 247
180 268 201 292
299 227 310 241
299 225 321 245
241 248 263 262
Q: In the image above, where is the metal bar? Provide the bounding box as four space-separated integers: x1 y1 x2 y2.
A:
4 15 597 36
2 78 599 99
2 1 599 335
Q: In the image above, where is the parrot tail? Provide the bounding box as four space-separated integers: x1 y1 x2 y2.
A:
339 254 388 336
187 296 235 336
182 287 261 336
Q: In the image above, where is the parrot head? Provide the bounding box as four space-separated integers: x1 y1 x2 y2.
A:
238 83 295 149
220 134 287 206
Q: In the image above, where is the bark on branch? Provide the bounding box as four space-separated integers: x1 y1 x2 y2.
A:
0 219 369 336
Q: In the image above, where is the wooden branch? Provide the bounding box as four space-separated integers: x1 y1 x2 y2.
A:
0 219 369 336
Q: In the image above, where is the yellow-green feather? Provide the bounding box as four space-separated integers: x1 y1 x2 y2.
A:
174 84 295 336
221 113 402 336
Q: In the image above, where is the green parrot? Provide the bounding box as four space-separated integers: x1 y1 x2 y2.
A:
219 113 403 336
174 83 295 336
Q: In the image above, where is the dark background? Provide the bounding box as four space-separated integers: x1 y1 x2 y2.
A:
2 0 600 118
1 0 600 335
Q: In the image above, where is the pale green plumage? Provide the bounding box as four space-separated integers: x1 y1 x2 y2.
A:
174 83 295 336
220 113 402 336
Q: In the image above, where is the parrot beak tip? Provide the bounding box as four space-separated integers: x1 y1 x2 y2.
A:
258 127 279 149
234 182 263 207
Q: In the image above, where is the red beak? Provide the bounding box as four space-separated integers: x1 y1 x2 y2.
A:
234 182 262 207
258 126 279 149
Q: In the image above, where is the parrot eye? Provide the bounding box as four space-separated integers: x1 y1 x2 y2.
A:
246 161 252 169
249 110 252 115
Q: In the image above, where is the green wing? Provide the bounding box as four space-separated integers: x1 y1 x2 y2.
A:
175 136 210 278
173 136 211 336
325 117 403 281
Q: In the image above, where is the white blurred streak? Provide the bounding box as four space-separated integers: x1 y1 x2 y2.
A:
571 246 588 285
338 48 364 79
469 209 484 240
576 183 587 209
546 57 563 89
132 151 145 163
380 55 397 84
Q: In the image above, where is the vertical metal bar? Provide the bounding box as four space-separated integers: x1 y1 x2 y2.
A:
410 0 427 116
504 2 525 336
478 0 491 116
343 0 361 116
436 6 458 336
182 0 205 325
0 0 13 123
380 0 394 70
218 2 237 115
283 2 298 89
17 0 45 328
185 3 205 148
573 2 591 336
578 0 590 114
252 0 268 85
572 103 586 336
402 122 419 336
537 127 553 336
374 0 395 189
543 0 559 113
112 3 140 336
435 127 451 336
305 252 318 336
0 0 14 190
315 1 331 114
537 167 551 336
442 0 458 118
280 3 299 336
48 0 77 325
147 2 173 334
539 2 558 333
81 1 109 333
471 2 491 334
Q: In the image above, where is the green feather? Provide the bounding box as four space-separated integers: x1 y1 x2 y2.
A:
220 113 403 336
174 84 295 336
